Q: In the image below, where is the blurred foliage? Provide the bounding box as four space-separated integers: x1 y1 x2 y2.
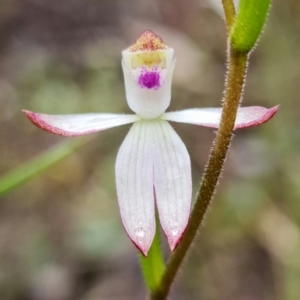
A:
0 0 299 299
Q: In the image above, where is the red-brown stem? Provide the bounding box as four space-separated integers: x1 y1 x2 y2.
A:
149 1 249 295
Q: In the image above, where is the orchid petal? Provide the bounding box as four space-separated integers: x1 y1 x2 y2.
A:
153 121 192 250
163 105 279 129
115 121 155 256
23 110 139 136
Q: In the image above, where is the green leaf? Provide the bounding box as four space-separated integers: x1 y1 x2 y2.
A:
140 219 165 291
0 137 92 197
230 0 271 53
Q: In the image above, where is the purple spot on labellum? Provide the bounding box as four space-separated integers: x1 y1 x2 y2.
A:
138 71 161 89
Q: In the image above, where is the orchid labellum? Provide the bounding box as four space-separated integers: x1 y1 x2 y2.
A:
23 31 278 256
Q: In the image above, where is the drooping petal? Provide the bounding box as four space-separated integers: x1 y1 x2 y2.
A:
163 105 279 129
23 110 140 136
115 121 155 256
152 120 192 251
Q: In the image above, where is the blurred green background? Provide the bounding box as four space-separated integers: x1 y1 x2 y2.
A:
0 0 299 299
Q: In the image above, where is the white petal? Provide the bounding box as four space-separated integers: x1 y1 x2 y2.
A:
163 106 279 129
152 121 192 250
115 121 155 256
23 110 139 136
122 60 175 119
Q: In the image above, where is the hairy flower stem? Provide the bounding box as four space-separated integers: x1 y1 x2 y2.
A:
150 46 248 300
222 0 236 32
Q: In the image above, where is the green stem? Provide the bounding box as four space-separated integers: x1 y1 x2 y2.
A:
0 136 93 197
222 0 236 32
140 218 165 291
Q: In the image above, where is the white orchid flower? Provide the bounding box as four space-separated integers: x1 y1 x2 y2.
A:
23 31 278 256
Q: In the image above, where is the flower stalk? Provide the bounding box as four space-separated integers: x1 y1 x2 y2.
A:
149 0 272 298
150 45 248 300
222 0 236 32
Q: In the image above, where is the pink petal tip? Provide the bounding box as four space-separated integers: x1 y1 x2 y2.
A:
132 239 149 257
22 110 80 136
22 109 104 137
234 105 279 130
166 224 187 252
125 228 153 257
